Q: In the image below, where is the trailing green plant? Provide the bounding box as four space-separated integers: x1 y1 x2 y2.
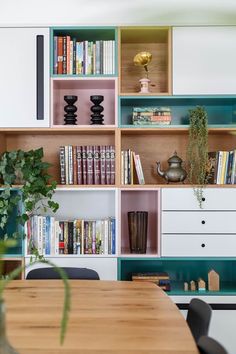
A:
0 147 59 239
187 106 209 208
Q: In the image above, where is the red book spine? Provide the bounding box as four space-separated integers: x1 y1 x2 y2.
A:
76 146 83 185
100 145 106 185
110 145 115 185
87 145 94 185
105 145 111 185
82 146 87 184
62 36 67 74
59 221 64 254
93 145 100 184
57 37 63 75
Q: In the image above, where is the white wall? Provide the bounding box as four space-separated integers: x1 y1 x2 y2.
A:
0 0 236 26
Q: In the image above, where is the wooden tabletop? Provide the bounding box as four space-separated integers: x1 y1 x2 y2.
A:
4 280 199 354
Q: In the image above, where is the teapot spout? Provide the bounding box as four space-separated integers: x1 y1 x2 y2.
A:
156 161 165 178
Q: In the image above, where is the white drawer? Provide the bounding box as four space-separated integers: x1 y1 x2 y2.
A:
162 188 236 210
162 211 236 234
161 235 236 257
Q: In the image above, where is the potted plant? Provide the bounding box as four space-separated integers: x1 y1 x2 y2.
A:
187 106 209 208
0 147 70 353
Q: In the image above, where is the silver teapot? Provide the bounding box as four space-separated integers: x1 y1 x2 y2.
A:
156 151 187 183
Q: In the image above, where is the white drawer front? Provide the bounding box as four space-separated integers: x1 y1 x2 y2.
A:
162 211 236 234
162 235 236 257
162 188 236 210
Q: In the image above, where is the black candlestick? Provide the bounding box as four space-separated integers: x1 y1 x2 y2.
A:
90 95 104 125
64 95 78 125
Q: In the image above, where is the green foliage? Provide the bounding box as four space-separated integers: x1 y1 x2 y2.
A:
0 240 70 345
0 147 59 238
187 106 209 208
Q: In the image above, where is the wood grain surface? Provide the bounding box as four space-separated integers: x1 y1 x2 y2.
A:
3 280 199 354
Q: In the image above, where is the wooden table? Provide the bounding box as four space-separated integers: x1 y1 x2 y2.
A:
4 280 199 354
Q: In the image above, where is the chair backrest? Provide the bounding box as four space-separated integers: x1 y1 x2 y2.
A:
186 298 212 343
198 336 228 354
26 267 100 280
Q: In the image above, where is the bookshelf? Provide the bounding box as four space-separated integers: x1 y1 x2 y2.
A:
1 25 236 298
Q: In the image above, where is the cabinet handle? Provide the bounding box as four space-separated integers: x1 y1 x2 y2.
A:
202 197 205 202
201 220 206 224
36 35 44 120
201 243 205 248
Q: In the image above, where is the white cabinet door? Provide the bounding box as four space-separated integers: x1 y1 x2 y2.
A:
173 27 236 94
0 28 50 127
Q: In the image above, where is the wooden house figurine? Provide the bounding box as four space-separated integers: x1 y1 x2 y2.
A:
184 282 189 291
190 280 196 291
198 278 206 292
208 269 220 291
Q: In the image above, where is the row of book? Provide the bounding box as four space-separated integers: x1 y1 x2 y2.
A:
132 272 171 292
132 107 172 125
53 36 115 75
26 216 116 256
59 145 115 185
208 150 236 184
121 149 145 185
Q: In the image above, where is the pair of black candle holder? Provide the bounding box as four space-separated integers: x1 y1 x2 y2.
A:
63 95 104 125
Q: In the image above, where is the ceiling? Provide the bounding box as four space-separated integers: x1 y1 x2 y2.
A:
1 0 236 26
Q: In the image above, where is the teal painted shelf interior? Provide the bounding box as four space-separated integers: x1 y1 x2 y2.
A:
50 26 117 77
0 189 23 256
118 258 236 295
119 96 236 127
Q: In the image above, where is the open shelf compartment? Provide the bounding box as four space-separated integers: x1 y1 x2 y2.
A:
119 189 160 256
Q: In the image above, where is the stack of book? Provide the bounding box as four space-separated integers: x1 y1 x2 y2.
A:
132 272 171 292
59 145 115 185
53 36 115 75
132 107 172 125
207 150 236 184
121 149 145 185
25 216 116 256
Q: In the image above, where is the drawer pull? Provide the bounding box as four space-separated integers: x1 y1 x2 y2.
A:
201 220 206 224
201 243 206 248
202 197 205 202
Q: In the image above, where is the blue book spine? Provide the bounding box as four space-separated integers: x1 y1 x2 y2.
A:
45 216 51 255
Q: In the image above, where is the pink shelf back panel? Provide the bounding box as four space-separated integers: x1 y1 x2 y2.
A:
53 79 116 126
121 190 158 255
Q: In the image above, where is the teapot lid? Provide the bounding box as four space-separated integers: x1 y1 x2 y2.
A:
168 151 183 163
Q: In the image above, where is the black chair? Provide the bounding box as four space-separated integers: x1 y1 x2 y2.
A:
198 336 228 354
26 267 100 280
186 298 212 343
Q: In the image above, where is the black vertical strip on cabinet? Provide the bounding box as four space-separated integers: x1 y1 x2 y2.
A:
177 303 236 310
36 35 44 120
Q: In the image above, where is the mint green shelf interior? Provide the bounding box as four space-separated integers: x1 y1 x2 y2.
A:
50 26 118 77
118 258 236 295
119 96 236 127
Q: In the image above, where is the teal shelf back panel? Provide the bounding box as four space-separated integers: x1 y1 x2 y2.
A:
119 96 236 127
0 189 23 256
50 27 118 77
118 258 236 295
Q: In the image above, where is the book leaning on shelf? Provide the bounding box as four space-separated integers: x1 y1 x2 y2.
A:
132 272 171 292
54 36 115 75
59 145 115 185
121 149 145 185
132 107 172 126
25 216 116 256
207 149 236 184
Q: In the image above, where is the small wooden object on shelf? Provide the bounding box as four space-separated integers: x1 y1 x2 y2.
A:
190 280 196 291
198 278 206 292
184 282 189 291
208 269 220 291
